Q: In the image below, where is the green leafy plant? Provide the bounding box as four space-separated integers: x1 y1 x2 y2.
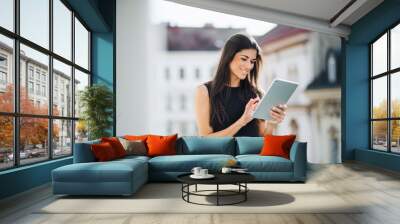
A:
79 84 113 140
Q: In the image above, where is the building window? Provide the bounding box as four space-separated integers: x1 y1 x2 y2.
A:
41 73 46 82
0 71 6 85
28 81 34 94
370 23 400 154
42 85 46 97
165 67 170 81
28 67 34 80
328 54 337 83
179 67 185 80
195 68 201 80
35 70 40 81
0 54 8 88
0 0 91 170
180 94 186 110
36 83 40 95
0 55 7 67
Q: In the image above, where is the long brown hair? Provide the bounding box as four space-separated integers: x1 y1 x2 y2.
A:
209 33 263 127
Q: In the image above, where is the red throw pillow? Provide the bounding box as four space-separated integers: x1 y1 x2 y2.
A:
101 137 127 158
146 134 178 157
259 135 296 159
91 142 117 161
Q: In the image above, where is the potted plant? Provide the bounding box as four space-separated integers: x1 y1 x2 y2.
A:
79 84 113 140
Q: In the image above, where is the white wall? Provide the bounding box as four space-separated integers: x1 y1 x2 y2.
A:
116 0 152 135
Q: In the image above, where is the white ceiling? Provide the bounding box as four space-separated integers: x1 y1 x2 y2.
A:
167 0 384 38
225 0 352 23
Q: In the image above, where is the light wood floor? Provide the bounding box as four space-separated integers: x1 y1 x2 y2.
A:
1 162 400 224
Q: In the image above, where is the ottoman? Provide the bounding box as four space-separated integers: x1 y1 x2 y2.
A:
52 158 148 196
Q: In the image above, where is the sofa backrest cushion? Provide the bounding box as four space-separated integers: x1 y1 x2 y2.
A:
235 137 263 155
176 136 235 155
73 139 100 163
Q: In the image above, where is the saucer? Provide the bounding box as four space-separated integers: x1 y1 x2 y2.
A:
190 174 215 179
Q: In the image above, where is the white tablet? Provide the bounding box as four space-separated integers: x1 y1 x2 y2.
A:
252 79 298 120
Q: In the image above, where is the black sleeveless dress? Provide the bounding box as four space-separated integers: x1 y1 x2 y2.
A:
205 82 260 137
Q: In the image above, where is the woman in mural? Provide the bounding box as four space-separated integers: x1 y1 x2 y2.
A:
195 33 287 137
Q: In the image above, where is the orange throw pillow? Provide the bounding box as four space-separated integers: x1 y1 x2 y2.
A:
91 142 117 161
146 134 178 157
259 135 296 159
101 137 127 158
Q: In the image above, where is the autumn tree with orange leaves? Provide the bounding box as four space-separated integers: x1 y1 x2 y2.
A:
0 84 59 151
372 99 400 142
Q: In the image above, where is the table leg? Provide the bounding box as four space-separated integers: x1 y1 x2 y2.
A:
245 183 247 201
195 184 197 192
187 184 190 202
217 184 219 206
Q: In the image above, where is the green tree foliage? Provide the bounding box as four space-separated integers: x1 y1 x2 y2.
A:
79 84 113 140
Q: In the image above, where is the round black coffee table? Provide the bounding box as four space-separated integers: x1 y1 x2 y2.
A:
177 173 255 206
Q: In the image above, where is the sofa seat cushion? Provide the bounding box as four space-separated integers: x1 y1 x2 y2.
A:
116 155 150 163
53 159 147 183
149 154 235 172
236 155 293 172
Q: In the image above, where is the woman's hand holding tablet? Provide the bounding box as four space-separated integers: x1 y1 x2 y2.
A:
252 79 298 121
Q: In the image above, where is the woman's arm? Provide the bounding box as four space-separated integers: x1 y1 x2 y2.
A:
258 120 277 136
195 85 256 137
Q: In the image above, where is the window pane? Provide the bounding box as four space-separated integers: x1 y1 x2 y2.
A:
74 69 89 118
372 121 387 151
0 35 14 112
391 72 400 118
391 24 400 70
75 120 88 143
75 18 89 70
20 0 49 49
391 120 400 153
372 33 387 76
20 44 49 115
372 77 387 119
0 0 13 31
53 59 72 117
20 117 49 165
53 119 72 157
0 116 13 170
53 0 72 60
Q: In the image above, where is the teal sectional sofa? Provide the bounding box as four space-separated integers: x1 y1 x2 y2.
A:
52 136 307 196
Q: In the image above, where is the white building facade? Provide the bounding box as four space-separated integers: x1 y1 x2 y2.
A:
148 25 243 136
259 26 341 164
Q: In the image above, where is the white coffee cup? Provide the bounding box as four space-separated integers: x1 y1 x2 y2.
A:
191 167 202 176
200 169 208 176
221 167 232 174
